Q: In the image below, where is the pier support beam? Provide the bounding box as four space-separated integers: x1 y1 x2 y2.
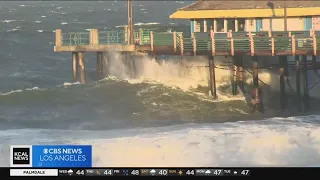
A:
279 56 287 111
128 53 136 78
97 52 103 80
312 55 317 72
252 56 262 112
238 56 244 91
231 57 238 95
295 55 301 111
208 55 217 98
104 53 109 76
302 55 309 112
72 52 78 82
78 52 86 84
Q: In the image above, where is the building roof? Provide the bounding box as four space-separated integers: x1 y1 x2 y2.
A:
179 1 320 11
170 1 320 19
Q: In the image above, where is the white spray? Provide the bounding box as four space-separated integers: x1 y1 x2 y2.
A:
105 53 273 101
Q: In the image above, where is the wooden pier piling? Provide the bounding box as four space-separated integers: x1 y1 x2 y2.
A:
232 57 238 95
97 52 103 80
78 52 86 84
238 56 244 91
130 55 136 78
72 52 78 82
279 56 287 111
252 56 261 112
295 55 301 111
127 53 136 78
302 55 309 112
312 55 317 72
104 53 109 76
208 55 217 98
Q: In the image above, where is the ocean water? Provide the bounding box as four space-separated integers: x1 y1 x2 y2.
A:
0 1 320 167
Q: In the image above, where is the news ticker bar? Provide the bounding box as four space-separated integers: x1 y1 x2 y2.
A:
8 168 320 177
10 168 250 176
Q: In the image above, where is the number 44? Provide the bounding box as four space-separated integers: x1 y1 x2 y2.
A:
186 170 194 175
76 170 84 175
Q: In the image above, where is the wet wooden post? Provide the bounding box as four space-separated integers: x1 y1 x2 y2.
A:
230 32 237 95
150 31 154 53
232 57 238 95
97 52 103 80
72 52 78 82
104 53 109 76
192 33 196 56
132 57 136 78
208 55 217 98
173 31 177 52
252 56 260 112
313 33 317 57
180 33 184 56
302 55 309 112
78 52 86 84
295 55 301 111
180 33 184 64
91 29 103 80
209 30 217 98
128 53 136 78
312 55 317 72
238 56 244 91
279 56 287 111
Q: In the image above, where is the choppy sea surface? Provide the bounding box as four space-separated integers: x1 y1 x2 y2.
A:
0 1 319 167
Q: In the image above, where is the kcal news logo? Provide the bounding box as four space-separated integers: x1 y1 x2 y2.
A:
10 145 92 168
10 145 32 167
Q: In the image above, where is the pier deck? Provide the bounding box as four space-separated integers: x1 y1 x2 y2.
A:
54 29 320 56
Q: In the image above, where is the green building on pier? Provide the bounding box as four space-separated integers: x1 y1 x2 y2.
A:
170 1 320 34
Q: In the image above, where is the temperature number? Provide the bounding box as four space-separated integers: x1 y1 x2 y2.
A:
159 170 168 176
241 170 250 176
131 170 139 176
104 170 112 175
186 170 194 175
76 170 84 176
214 169 222 176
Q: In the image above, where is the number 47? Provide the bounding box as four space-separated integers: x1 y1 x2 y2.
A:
241 170 249 175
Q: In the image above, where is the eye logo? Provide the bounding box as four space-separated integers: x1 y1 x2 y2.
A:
43 148 49 154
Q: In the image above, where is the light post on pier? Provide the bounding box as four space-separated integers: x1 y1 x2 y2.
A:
283 0 287 31
128 0 134 45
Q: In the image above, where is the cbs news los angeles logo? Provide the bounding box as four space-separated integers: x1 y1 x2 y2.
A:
10 145 33 167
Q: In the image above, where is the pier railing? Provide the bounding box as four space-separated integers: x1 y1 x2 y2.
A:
56 28 155 46
60 31 91 46
145 30 317 56
55 28 320 56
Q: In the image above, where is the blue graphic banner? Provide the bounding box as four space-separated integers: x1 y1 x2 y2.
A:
32 145 92 167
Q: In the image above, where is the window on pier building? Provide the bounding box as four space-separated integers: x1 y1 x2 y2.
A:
206 19 214 32
237 18 245 31
216 19 224 32
195 20 201 32
199 19 204 32
227 18 235 31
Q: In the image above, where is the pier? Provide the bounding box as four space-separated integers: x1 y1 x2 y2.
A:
54 28 320 113
52 0 320 113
